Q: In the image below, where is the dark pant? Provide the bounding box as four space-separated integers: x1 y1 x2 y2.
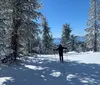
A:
59 53 63 62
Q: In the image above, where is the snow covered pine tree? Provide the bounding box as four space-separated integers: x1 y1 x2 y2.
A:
86 0 100 51
42 16 54 54
61 23 72 51
0 0 42 61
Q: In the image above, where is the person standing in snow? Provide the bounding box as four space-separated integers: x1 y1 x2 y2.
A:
54 44 67 62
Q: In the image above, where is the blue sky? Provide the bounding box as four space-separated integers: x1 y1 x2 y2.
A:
41 0 90 38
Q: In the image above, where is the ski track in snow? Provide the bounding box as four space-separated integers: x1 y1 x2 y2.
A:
0 51 100 85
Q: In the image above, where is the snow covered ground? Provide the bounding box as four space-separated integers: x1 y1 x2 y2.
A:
0 51 100 85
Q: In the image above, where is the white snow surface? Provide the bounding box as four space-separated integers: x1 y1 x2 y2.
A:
0 51 100 85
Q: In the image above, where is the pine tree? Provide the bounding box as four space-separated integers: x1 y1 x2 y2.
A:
61 23 72 47
86 0 100 52
42 16 53 54
76 41 86 52
0 0 42 60
70 35 77 51
12 0 42 60
0 0 13 58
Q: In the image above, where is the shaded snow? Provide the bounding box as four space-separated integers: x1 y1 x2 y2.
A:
0 52 100 85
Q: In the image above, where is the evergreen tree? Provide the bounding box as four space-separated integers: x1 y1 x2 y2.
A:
42 16 53 54
61 23 72 48
76 41 86 52
70 35 77 51
0 0 13 58
86 0 100 52
0 0 42 60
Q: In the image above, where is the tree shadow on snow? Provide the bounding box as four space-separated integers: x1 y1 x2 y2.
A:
0 56 100 85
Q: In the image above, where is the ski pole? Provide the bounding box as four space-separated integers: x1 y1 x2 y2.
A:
54 50 56 58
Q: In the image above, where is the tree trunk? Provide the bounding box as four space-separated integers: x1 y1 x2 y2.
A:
94 0 97 52
11 0 21 61
11 19 21 61
94 33 97 52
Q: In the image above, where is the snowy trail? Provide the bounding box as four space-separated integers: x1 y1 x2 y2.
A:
0 52 100 85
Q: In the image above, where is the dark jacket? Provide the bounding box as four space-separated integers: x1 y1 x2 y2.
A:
54 44 67 56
